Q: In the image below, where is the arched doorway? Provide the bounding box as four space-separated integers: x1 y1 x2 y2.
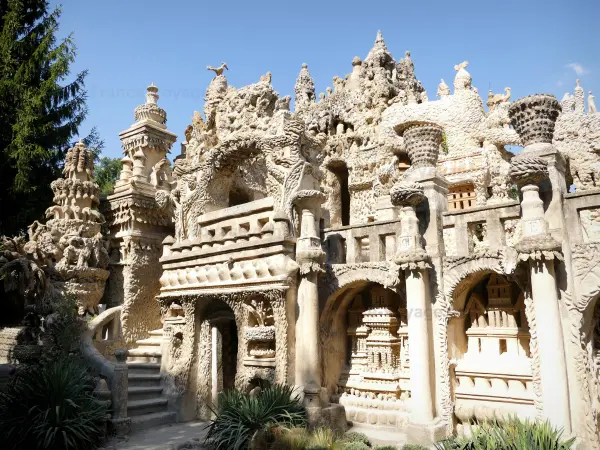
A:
448 272 534 435
321 281 411 428
202 300 238 408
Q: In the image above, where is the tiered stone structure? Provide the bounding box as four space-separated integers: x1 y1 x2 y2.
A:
103 84 177 343
7 31 600 447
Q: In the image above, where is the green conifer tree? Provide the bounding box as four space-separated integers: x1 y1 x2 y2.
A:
0 0 88 236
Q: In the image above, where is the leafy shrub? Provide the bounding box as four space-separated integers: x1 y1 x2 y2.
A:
376 446 400 450
401 445 428 450
0 356 108 450
341 432 371 446
204 383 306 450
434 417 575 450
342 443 371 450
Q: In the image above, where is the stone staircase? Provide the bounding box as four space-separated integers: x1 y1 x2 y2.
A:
126 329 175 432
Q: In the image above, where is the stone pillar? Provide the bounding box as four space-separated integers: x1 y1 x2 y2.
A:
509 153 571 433
390 181 443 444
109 349 131 437
405 268 434 422
292 190 326 406
211 325 221 408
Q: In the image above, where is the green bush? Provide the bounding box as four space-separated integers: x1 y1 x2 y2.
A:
401 445 428 450
341 432 371 446
204 383 306 450
376 446 400 450
342 443 371 450
434 417 575 450
0 356 108 450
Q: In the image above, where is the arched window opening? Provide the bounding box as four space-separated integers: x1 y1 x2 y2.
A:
330 164 350 226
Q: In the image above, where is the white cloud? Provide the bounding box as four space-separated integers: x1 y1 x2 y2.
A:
566 63 589 76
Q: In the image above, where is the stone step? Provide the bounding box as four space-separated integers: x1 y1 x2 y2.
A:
128 397 168 416
148 329 164 337
128 386 164 401
128 373 162 387
134 337 163 347
127 348 162 363
127 362 161 374
129 411 176 433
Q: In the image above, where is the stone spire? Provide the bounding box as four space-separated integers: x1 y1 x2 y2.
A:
574 79 585 113
294 63 315 112
28 140 110 315
437 79 450 98
364 30 394 69
115 84 177 195
134 83 167 125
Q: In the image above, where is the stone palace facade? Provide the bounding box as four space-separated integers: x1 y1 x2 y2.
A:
5 32 600 447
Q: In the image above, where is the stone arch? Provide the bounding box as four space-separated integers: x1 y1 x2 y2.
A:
443 254 509 308
319 265 404 397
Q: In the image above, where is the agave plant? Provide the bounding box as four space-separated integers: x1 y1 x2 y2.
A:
0 356 108 450
204 383 307 450
434 417 575 450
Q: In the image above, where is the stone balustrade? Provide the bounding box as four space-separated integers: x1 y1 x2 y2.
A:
442 201 521 257
160 197 297 294
323 219 401 264
564 188 600 244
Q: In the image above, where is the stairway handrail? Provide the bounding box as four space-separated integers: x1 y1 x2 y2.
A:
81 306 129 426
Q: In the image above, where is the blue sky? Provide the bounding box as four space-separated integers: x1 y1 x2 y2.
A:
51 0 599 159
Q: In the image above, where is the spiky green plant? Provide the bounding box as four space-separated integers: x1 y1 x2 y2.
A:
204 383 307 450
310 427 343 449
434 417 575 450
0 356 108 450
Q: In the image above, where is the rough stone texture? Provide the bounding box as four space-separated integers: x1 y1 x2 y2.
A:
508 94 562 146
8 33 600 448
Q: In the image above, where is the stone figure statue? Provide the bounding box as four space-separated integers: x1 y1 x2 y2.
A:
206 62 229 77
590 91 597 114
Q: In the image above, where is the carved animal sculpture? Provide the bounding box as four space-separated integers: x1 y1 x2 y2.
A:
454 61 469 71
259 72 272 84
206 62 229 76
487 87 512 110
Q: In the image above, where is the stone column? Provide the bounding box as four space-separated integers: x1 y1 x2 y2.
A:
103 84 177 343
509 95 571 434
292 190 326 407
509 154 571 433
390 182 438 434
109 349 131 437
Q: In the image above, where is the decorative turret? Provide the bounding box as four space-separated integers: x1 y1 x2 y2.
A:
294 63 316 112
114 84 177 196
25 141 109 315
134 83 167 124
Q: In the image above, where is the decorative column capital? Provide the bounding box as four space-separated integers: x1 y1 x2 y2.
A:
292 190 326 275
509 156 562 261
398 121 443 170
508 94 561 150
390 182 431 270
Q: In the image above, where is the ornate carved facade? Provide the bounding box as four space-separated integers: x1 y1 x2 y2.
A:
5 31 600 447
